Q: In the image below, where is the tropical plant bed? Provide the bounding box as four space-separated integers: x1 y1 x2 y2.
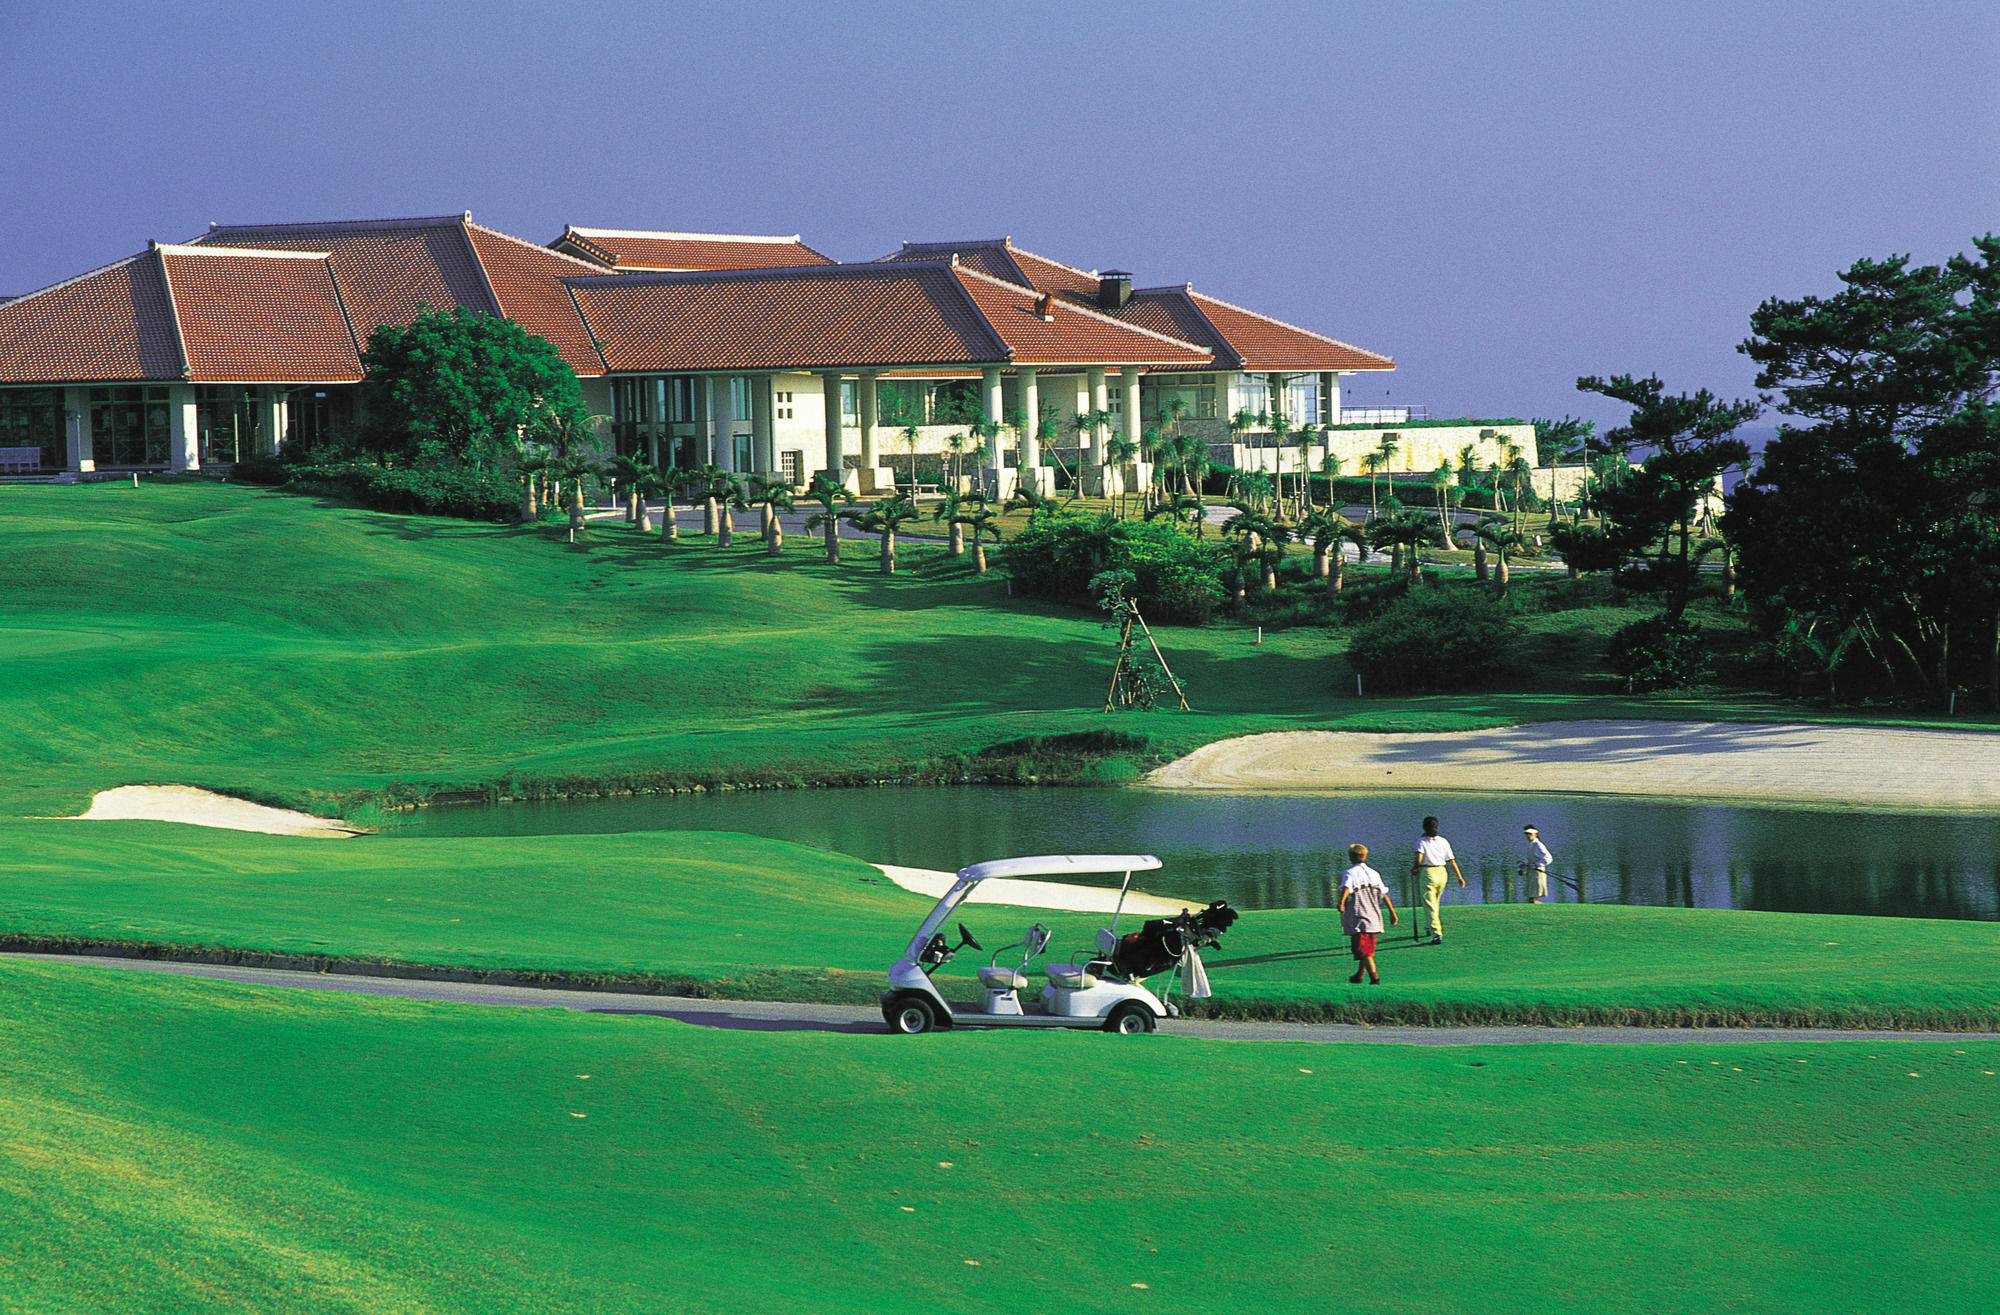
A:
4 956 1995 1313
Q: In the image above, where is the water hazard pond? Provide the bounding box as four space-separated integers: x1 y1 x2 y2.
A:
395 787 2000 922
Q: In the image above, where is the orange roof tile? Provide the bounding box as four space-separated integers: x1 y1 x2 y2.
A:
192 215 501 341
464 224 607 374
570 263 1005 372
554 227 833 271
949 268 1211 368
157 245 362 383
0 251 183 383
1183 289 1394 373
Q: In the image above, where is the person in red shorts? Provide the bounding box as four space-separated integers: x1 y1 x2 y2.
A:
1338 843 1399 985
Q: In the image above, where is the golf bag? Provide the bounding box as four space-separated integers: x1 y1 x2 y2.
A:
1108 901 1239 979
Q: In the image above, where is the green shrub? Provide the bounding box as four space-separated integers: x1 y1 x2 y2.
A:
285 460 519 522
227 454 289 486
1345 586 1515 691
1608 614 1711 690
1002 514 1228 624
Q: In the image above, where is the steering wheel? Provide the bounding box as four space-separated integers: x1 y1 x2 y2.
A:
956 923 982 952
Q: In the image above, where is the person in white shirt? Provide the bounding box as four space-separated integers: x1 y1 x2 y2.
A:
1521 825 1554 902
1337 844 1398 984
1410 815 1465 944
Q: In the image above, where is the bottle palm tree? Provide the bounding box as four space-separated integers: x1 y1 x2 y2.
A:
515 448 550 520
932 489 969 555
656 465 687 541
1470 516 1526 594
802 471 854 564
1236 470 1275 516
547 450 600 540
746 474 796 555
1298 507 1348 580
630 462 667 535
707 470 746 548
944 491 999 572
1370 508 1444 581
1221 503 1291 604
693 463 727 536
843 493 922 576
899 422 922 493
607 454 645 524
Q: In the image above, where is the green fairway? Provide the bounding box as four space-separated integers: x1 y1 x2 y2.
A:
2 957 1994 1313
5 821 1994 1026
0 482 1966 820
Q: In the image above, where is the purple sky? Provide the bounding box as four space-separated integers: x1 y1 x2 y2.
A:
4 1 1995 433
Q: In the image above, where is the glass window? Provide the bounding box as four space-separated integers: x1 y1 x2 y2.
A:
669 377 695 423
91 386 171 466
1234 376 1270 419
1287 378 1321 426
840 381 858 421
0 388 64 469
197 386 266 464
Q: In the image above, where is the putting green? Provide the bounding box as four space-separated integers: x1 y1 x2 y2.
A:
3 957 1995 1313
4 821 1994 1026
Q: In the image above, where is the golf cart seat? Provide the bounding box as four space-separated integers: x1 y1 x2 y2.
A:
977 965 1029 992
1044 963 1098 990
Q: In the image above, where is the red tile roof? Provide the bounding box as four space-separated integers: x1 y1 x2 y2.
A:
157 245 363 383
1183 289 1394 372
878 238 1032 286
949 268 1211 368
567 260 1211 374
552 227 834 271
0 251 183 383
463 224 608 374
192 215 502 343
570 263 1005 372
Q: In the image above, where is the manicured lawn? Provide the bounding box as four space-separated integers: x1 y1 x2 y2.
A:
0 482 1978 819
2 957 1994 1313
5 822 1994 1026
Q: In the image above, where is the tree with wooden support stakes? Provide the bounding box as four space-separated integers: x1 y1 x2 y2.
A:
1091 570 1190 712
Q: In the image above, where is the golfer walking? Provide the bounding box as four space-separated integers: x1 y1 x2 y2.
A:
1338 844 1398 984
1521 825 1553 902
1411 815 1465 945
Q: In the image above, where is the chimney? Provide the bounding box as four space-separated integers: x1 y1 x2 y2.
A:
1098 270 1133 310
1035 292 1055 321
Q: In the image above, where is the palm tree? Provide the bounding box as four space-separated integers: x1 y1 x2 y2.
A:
1298 507 1348 580
899 422 922 493
547 450 600 539
1454 520 1488 581
945 491 999 572
1328 516 1371 596
843 493 923 576
802 471 853 564
1360 449 1389 518
932 489 969 555
1221 503 1291 604
515 447 550 520
746 474 795 555
1508 451 1535 535
1318 450 1343 513
1292 422 1318 517
660 466 694 541
1370 508 1444 581
1428 461 1455 541
1145 491 1206 536
607 454 645 524
630 462 668 535
1374 431 1401 504
1138 423 1168 512
693 463 727 536
968 417 1002 496
1103 431 1139 519
706 470 746 548
943 429 968 493
1005 483 1058 525
1470 516 1526 594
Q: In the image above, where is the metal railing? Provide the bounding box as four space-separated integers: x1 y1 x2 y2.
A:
1338 406 1428 425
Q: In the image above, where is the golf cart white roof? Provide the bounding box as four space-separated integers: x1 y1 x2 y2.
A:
905 855 1166 960
956 854 1163 883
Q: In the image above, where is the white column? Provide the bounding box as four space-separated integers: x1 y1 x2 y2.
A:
858 370 880 490
700 373 716 465
65 387 96 473
708 371 732 467
980 365 1005 492
752 374 775 474
259 388 284 456
169 384 198 472
819 371 846 480
1086 367 1109 495
1018 367 1040 494
1120 368 1142 497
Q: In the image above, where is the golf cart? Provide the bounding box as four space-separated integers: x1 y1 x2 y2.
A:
879 854 1238 1035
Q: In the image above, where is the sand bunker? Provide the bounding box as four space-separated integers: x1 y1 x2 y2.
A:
72 786 363 838
877 864 1196 915
1148 720 2000 811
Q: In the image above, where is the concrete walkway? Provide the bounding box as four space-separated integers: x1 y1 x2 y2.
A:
12 954 1989 1045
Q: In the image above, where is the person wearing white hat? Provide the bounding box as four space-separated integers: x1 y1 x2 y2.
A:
1521 825 1554 903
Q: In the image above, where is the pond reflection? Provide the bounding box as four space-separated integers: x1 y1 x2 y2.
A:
394 787 2000 921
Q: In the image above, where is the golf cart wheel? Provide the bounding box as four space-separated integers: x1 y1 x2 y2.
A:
1104 1003 1157 1035
889 996 938 1035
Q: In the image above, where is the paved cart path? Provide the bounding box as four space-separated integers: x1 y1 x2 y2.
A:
11 954 1990 1045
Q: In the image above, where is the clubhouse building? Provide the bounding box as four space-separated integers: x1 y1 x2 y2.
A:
0 212 1464 494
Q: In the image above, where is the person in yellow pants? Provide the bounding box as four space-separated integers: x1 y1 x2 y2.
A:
1411 815 1466 944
